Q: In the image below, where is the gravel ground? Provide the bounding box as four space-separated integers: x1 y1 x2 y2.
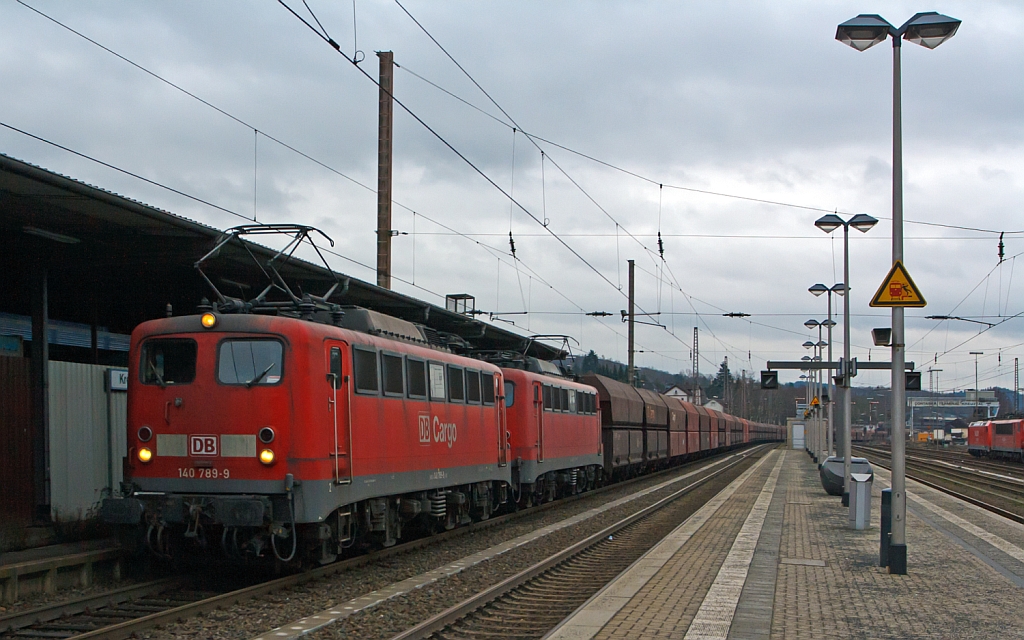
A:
135 448 766 640
0 576 143 618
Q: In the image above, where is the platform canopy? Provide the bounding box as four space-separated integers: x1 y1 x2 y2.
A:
0 152 563 361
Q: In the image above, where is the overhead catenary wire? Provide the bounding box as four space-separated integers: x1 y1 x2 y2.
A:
278 1 629 303
21 1 1016 374
14 1 616 331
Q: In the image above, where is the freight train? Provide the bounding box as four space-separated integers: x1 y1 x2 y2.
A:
100 226 781 565
967 419 1024 462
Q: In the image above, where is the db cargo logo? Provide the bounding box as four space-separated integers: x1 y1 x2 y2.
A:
433 416 457 449
418 413 431 444
190 435 218 456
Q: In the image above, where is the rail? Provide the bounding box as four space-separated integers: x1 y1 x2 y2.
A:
387 445 772 640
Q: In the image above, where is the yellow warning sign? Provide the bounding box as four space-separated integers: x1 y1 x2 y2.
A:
870 260 927 308
811 396 820 407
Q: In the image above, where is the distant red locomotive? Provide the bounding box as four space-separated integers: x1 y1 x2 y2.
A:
968 419 1024 462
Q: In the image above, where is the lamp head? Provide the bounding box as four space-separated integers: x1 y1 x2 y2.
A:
804 319 820 329
836 14 893 52
902 12 960 50
817 340 828 348
849 213 879 233
832 283 847 296
803 341 815 349
814 213 844 234
809 283 828 297
822 319 837 328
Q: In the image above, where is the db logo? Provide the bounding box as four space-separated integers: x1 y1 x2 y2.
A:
418 413 431 444
190 435 218 456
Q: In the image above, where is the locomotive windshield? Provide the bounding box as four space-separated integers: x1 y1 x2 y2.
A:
140 339 197 386
217 339 284 386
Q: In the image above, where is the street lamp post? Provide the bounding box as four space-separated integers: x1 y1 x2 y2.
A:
814 213 877 509
970 351 983 418
802 343 817 459
811 284 844 456
835 10 960 576
801 353 814 456
804 322 825 462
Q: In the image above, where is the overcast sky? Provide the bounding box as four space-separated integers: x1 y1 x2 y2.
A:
2 0 1022 393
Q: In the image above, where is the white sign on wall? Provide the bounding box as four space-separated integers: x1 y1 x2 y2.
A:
107 367 129 391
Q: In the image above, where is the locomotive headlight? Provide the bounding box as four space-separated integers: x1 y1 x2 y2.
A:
138 447 153 463
201 312 218 329
259 448 275 465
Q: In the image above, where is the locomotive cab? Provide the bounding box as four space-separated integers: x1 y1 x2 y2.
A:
103 312 306 562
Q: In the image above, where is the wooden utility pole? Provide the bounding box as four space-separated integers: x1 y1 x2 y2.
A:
627 259 635 387
376 51 394 289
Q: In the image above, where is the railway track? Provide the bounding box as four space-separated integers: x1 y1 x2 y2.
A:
1 447 765 639
854 445 1024 523
386 445 773 640
901 444 1024 478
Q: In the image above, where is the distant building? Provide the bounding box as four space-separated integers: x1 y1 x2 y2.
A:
664 386 693 402
703 399 724 412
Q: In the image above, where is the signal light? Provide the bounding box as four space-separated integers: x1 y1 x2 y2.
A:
138 447 153 463
201 313 218 329
259 449 275 465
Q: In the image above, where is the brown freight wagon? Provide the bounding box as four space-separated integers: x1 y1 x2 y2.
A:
581 374 645 477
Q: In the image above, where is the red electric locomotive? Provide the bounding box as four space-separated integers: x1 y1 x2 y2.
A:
967 420 992 457
103 307 512 564
500 367 603 505
968 419 1024 462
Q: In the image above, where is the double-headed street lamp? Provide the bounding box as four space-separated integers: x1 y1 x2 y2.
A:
814 213 877 510
835 10 960 576
810 283 844 456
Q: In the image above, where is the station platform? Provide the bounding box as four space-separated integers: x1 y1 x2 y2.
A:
546 446 1024 639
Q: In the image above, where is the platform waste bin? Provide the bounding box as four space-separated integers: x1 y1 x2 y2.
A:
848 472 872 530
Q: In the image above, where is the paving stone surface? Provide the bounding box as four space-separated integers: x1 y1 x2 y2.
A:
770 453 1024 639
549 447 1024 640
591 454 779 639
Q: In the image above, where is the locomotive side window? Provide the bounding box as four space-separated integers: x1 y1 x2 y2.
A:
407 358 427 398
995 423 1014 436
448 366 465 403
141 339 197 385
543 384 552 411
381 353 405 396
481 372 495 405
504 381 515 407
353 347 379 394
560 388 569 412
329 347 342 389
428 362 446 401
466 370 481 404
568 389 577 413
217 339 283 386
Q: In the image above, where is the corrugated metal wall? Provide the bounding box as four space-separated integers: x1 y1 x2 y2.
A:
48 362 127 520
0 356 34 524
